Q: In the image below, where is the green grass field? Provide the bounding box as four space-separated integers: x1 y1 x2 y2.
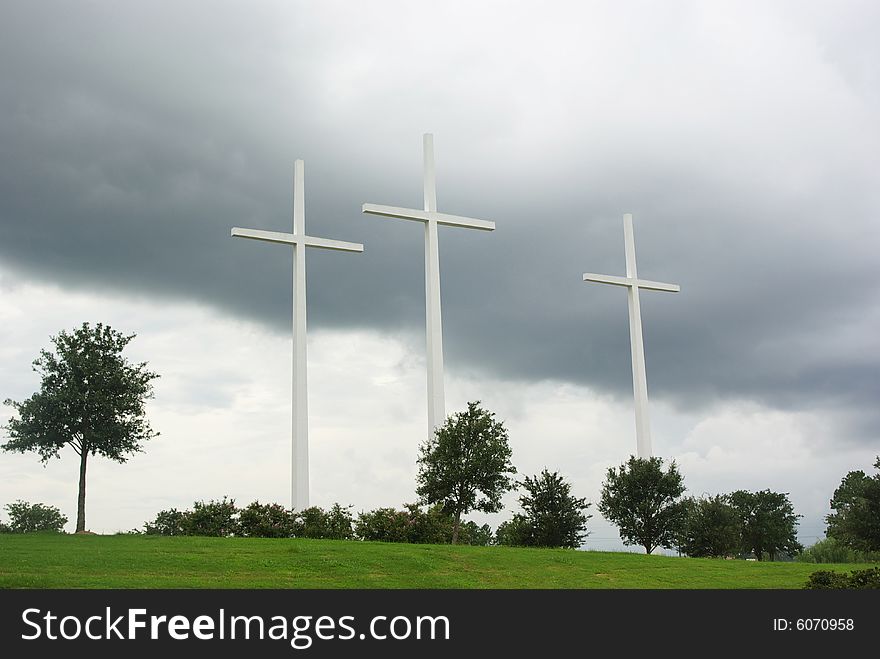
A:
0 534 871 589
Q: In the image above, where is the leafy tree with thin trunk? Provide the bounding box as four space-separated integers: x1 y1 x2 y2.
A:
598 455 687 554
2 322 159 533
502 469 591 548
728 489 802 560
416 401 516 544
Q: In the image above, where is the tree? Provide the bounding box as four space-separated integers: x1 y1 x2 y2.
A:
2 322 159 532
729 489 802 560
826 457 880 553
495 514 532 547
416 401 516 544
598 455 687 554
677 495 741 558
503 469 592 548
3 500 68 533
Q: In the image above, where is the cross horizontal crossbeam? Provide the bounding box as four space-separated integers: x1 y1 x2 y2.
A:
361 203 495 231
582 273 680 293
231 227 363 252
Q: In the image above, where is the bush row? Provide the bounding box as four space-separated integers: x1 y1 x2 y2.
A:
142 498 492 545
804 567 880 589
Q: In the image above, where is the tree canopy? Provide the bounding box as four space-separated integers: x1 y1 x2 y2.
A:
416 401 516 543
1 500 68 534
677 494 741 558
826 457 880 553
2 322 159 532
498 469 591 548
728 489 802 560
598 455 687 554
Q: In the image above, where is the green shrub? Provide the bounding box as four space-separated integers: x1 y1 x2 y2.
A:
186 497 239 536
143 508 189 536
354 503 475 544
238 502 297 538
355 507 413 543
3 501 68 533
804 570 851 589
144 499 356 539
797 537 880 564
324 503 355 540
295 506 330 539
403 504 454 544
144 497 238 537
848 567 880 588
805 567 880 589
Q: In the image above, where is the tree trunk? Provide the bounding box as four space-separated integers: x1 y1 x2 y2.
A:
451 511 461 545
76 449 88 532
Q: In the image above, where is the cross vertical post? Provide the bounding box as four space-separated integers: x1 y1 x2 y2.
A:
292 160 309 511
423 134 445 436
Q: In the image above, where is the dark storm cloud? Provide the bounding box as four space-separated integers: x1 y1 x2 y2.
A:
2 1 878 438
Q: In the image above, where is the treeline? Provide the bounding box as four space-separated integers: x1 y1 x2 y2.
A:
4 377 879 564
597 456 803 560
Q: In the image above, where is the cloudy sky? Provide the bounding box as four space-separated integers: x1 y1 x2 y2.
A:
1 0 877 549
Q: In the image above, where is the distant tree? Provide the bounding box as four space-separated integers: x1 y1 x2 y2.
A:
459 520 493 546
729 489 802 560
677 495 741 558
598 456 687 554
416 401 516 544
495 514 532 547
2 322 159 532
3 500 68 534
826 457 880 553
502 469 592 548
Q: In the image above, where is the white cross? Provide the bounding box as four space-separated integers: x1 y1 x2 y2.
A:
231 159 363 511
582 213 679 458
363 134 494 437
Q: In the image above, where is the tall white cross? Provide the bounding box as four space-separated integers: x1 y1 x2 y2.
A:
582 213 679 458
363 134 495 437
231 159 363 511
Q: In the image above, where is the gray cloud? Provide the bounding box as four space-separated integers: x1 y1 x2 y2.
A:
2 1 879 441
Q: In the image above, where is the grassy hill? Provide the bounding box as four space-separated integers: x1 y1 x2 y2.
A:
0 533 870 588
